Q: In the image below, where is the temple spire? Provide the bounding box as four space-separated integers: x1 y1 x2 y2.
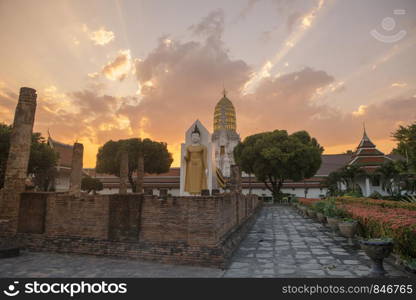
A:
358 123 375 148
362 122 369 140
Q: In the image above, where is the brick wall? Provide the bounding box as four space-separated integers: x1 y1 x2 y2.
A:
44 194 109 239
11 192 261 268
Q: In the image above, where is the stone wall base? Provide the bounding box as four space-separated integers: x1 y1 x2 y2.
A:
16 207 260 269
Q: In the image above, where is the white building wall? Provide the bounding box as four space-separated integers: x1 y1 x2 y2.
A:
54 174 70 192
99 186 325 198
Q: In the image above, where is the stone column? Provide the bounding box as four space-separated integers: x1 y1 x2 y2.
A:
0 87 37 235
136 154 144 194
68 143 83 197
119 150 128 194
229 164 242 193
365 177 371 197
3 87 37 192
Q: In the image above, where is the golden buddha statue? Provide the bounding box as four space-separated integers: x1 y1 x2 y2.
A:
184 125 207 194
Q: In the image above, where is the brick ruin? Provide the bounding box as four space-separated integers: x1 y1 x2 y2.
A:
0 86 262 268
12 192 260 267
0 87 37 235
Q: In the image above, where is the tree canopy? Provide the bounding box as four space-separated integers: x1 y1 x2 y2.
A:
81 176 103 194
234 130 323 201
393 121 416 172
0 123 58 190
96 138 173 192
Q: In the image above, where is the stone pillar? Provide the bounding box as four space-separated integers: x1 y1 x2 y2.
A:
119 150 128 194
365 177 371 197
68 143 83 197
3 87 37 192
229 164 242 193
136 154 144 194
0 87 37 235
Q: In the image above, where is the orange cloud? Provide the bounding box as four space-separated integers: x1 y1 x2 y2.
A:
2 10 414 169
83 24 115 46
101 50 132 81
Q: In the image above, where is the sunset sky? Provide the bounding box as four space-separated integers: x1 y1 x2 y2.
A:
1 0 415 167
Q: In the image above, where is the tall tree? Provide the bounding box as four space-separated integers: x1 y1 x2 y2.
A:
235 130 323 201
0 124 11 188
0 123 58 190
338 164 365 193
392 122 416 194
28 133 59 191
324 170 343 196
375 160 400 196
234 135 260 194
393 122 416 171
96 138 173 192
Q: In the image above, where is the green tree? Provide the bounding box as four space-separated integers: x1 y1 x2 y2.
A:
0 123 58 190
393 122 416 171
235 130 323 201
392 122 416 194
81 176 103 194
375 160 400 196
96 138 173 192
0 124 11 188
393 157 416 194
29 133 59 191
324 170 343 196
234 136 259 194
338 164 365 193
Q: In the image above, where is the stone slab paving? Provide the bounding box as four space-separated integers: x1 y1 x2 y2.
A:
0 206 411 278
0 252 223 278
224 205 409 278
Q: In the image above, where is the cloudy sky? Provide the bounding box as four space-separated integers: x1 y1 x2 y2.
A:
0 0 415 167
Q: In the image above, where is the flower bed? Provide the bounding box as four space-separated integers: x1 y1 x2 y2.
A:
340 203 416 259
296 197 416 259
298 198 320 207
336 196 416 211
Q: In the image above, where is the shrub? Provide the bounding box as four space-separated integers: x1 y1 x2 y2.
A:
369 191 382 199
323 198 347 218
312 201 326 213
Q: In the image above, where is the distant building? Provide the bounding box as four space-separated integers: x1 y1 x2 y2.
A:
47 135 74 191
346 127 397 197
47 93 404 199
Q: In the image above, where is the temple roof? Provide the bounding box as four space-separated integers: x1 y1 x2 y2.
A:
357 127 376 148
349 127 390 170
48 137 73 168
315 154 352 176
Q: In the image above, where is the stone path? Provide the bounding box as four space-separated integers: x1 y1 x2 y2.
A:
0 206 410 278
223 205 408 278
0 252 222 278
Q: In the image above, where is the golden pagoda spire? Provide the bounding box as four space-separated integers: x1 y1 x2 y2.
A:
214 88 236 132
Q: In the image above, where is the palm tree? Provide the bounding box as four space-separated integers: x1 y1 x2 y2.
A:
375 160 400 196
394 159 416 194
339 165 365 192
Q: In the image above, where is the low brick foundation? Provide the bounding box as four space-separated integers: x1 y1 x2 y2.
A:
4 192 261 268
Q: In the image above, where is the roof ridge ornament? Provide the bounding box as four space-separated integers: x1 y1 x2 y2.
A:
363 122 369 140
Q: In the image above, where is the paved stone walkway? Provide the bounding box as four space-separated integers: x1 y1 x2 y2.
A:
224 205 408 278
0 252 222 278
0 206 410 278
